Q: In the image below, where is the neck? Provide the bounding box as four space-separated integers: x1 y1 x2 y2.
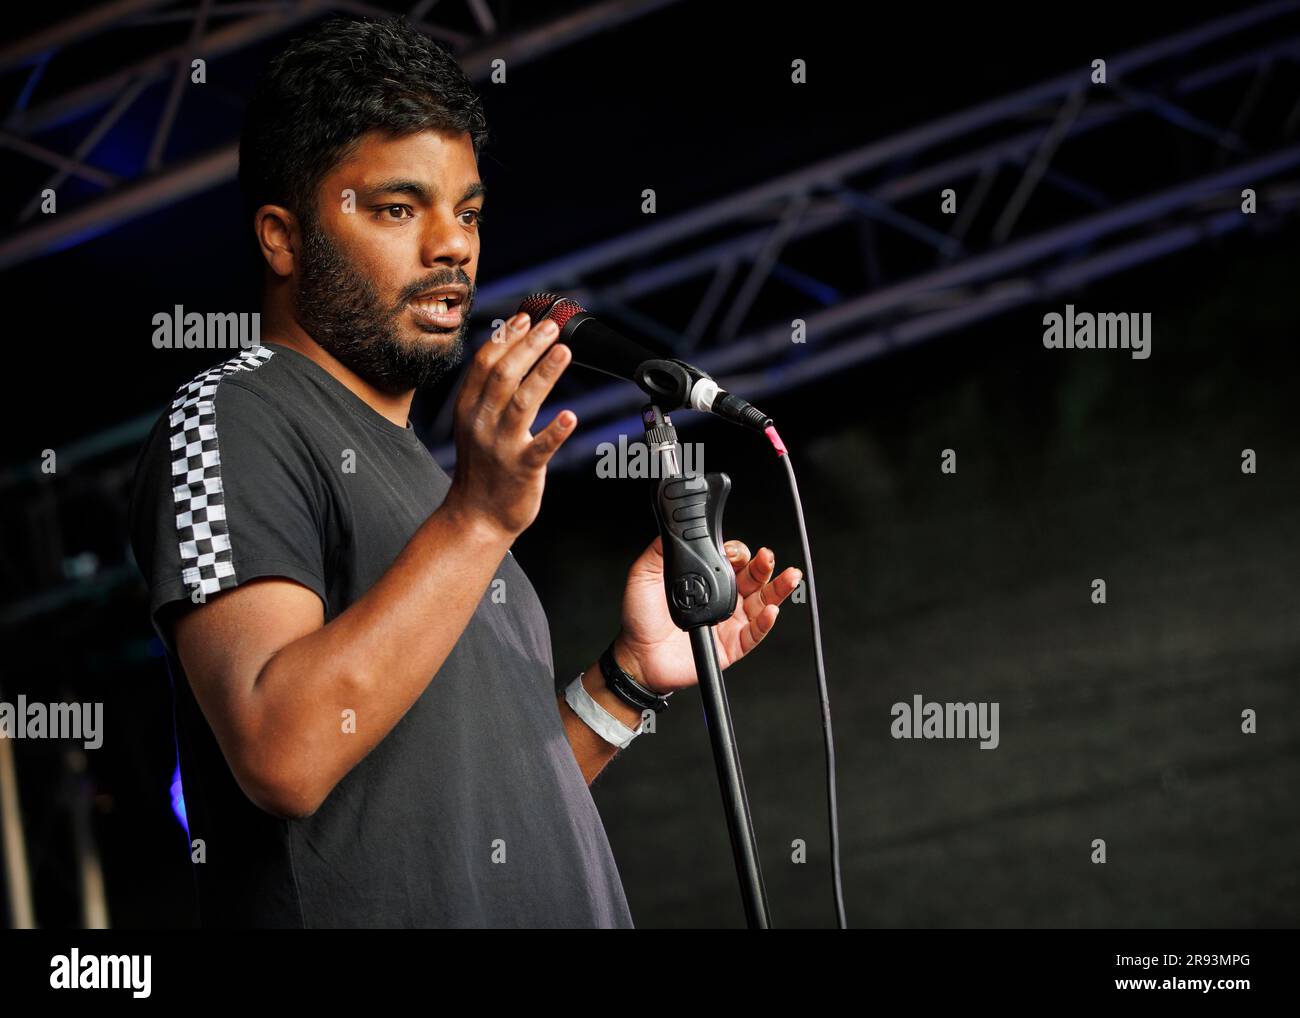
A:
261 319 415 431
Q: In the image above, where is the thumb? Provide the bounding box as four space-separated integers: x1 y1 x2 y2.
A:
630 535 664 576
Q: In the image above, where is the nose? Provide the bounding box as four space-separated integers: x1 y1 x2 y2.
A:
418 207 474 269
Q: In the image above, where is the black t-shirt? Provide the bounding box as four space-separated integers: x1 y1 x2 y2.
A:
128 342 634 928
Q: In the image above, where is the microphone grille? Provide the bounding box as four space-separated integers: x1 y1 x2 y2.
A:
518 292 586 330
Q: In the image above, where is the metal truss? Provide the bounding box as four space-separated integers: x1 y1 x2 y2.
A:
2 2 1300 624
432 0 1300 471
0 0 684 269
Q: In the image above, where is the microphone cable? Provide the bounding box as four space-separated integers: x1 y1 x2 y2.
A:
763 424 847 930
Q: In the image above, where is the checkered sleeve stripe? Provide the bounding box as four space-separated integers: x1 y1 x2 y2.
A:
168 346 276 597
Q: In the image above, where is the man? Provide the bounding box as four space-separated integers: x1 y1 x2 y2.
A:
129 16 800 929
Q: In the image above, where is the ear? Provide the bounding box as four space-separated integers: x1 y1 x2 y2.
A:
254 204 299 279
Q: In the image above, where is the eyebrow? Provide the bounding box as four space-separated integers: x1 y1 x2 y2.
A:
360 179 486 205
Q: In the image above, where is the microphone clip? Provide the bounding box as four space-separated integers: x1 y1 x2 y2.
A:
634 359 774 435
631 358 704 412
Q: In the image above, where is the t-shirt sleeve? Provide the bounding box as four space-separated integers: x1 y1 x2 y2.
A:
129 376 328 645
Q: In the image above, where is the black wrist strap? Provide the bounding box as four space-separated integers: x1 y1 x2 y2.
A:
600 643 672 714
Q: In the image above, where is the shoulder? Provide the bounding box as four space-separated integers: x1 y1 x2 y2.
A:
170 345 280 430
130 346 314 543
130 346 327 611
134 349 295 497
131 347 278 487
158 346 301 486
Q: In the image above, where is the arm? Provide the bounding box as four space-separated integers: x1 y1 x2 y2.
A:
172 312 576 819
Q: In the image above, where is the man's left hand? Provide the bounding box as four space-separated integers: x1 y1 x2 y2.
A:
610 536 801 693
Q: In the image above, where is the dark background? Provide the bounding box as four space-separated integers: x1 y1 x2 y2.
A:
0 0 1296 928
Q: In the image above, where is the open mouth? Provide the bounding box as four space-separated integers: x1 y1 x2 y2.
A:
408 288 466 327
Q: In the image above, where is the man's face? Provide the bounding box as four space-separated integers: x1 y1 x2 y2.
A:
294 128 483 394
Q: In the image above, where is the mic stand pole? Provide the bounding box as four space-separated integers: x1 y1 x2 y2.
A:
641 403 771 929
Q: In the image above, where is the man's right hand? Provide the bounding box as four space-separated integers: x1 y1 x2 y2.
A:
443 312 577 539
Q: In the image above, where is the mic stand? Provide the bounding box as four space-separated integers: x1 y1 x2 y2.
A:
641 403 772 929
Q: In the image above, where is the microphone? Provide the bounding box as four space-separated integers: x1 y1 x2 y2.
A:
517 292 774 434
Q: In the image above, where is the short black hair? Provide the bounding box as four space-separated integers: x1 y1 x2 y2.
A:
238 15 489 237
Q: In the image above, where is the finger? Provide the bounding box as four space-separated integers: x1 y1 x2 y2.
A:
461 312 532 411
736 546 776 599
480 318 561 417
724 540 751 575
502 342 572 434
742 565 801 619
521 409 578 470
736 603 779 658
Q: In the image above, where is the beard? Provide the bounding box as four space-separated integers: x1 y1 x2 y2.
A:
293 212 469 395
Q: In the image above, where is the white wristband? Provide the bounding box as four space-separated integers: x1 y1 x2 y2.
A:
564 673 643 749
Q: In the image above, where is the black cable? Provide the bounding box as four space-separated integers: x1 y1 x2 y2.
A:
765 427 847 929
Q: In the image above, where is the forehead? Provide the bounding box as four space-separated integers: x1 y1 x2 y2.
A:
328 127 479 185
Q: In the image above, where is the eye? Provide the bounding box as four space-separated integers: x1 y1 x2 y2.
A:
377 204 413 221
459 208 485 227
